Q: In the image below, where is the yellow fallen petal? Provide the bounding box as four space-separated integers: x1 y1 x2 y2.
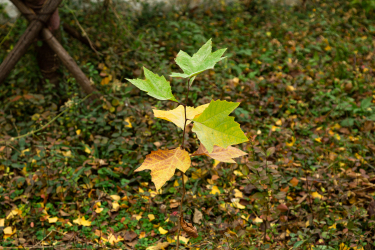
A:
48 217 58 223
139 232 146 239
286 136 295 147
80 217 91 226
173 180 179 187
234 189 243 198
158 226 168 235
210 186 221 195
311 191 323 199
314 137 322 143
148 214 155 221
135 215 142 221
0 218 4 227
125 117 132 128
231 201 246 209
95 207 103 213
253 217 263 224
174 235 189 244
110 195 121 201
111 202 120 212
4 226 13 235
76 129 81 135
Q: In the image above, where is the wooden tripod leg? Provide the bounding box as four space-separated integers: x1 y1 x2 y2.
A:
41 28 100 100
0 0 63 83
8 0 100 100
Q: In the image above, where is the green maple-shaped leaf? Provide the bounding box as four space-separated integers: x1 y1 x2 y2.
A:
192 100 248 153
126 67 178 102
171 39 227 79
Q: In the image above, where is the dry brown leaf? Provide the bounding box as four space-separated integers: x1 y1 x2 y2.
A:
290 177 299 187
191 144 247 163
180 216 198 238
135 148 191 190
193 208 203 224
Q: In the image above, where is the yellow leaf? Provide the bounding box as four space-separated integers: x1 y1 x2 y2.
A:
253 217 263 223
73 217 91 226
4 226 13 235
231 201 246 209
108 234 124 245
192 144 247 163
62 150 72 158
148 214 155 221
314 137 322 143
135 214 142 221
311 191 322 199
149 190 158 198
334 134 341 140
211 186 221 195
286 136 295 147
125 117 132 128
76 129 81 135
174 235 189 244
146 242 170 250
234 189 243 198
233 170 243 176
340 243 350 250
271 125 279 132
275 119 282 126
158 226 168 235
110 195 121 201
153 104 209 129
0 218 4 227
328 223 336 229
6 209 21 219
111 202 120 212
101 77 110 85
286 85 295 92
95 207 103 213
84 145 91 154
139 232 146 239
241 214 250 221
325 45 332 51
135 148 191 190
48 217 58 223
173 180 179 187
213 159 220 169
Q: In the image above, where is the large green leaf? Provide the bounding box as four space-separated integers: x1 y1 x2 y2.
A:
126 67 178 102
192 100 248 153
171 39 226 79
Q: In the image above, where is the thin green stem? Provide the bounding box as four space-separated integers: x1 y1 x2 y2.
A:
0 94 93 145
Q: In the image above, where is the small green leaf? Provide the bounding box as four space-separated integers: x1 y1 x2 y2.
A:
171 39 227 79
361 97 372 110
192 100 248 153
126 67 178 102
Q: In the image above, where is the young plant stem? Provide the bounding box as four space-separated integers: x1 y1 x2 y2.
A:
264 155 270 244
176 77 191 250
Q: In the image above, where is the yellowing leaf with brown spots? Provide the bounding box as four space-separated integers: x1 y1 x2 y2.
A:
135 148 191 190
192 144 247 163
153 104 209 130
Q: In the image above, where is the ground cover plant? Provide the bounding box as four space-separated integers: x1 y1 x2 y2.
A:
1 0 375 249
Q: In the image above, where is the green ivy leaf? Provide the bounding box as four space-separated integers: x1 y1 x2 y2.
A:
192 100 248 153
126 67 178 102
171 39 226 79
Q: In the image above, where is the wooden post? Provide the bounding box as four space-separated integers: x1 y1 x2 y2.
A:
9 0 100 99
0 0 63 83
